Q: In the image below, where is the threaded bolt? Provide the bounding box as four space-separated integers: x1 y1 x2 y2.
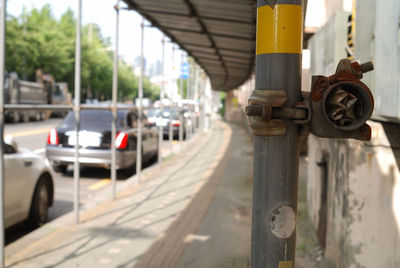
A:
360 61 374 74
246 105 263 116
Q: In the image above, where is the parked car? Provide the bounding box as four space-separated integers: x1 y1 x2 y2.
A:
146 108 161 126
46 109 158 172
160 108 186 139
3 135 54 228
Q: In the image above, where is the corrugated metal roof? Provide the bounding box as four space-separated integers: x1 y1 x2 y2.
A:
123 0 257 91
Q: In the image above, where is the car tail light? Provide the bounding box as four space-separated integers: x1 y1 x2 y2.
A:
47 128 59 145
171 120 180 127
115 132 128 149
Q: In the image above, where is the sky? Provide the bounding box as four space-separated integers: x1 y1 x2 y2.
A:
7 0 184 72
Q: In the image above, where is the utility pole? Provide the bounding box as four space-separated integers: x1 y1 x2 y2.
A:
248 1 303 267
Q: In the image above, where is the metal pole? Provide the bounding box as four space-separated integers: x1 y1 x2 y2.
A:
250 1 303 267
111 0 120 200
73 0 82 224
178 53 183 151
158 37 165 166
136 18 144 181
169 46 174 156
186 61 191 140
0 1 6 266
200 78 205 133
193 64 199 132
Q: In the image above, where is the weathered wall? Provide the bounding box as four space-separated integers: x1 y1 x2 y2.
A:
307 121 400 267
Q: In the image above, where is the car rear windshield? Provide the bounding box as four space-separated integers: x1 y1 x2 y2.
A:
161 108 179 119
146 109 161 118
61 110 125 131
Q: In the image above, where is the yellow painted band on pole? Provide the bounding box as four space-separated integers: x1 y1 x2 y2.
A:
256 5 303 55
278 261 293 268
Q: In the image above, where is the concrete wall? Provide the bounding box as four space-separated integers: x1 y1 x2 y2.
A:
307 122 400 267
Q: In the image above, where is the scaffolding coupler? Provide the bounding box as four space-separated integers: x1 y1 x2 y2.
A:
246 58 375 141
245 90 310 136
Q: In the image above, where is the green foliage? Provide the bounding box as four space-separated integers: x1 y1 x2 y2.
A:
176 78 187 98
219 92 226 118
5 5 159 102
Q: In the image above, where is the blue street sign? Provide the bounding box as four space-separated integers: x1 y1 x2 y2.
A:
180 62 190 79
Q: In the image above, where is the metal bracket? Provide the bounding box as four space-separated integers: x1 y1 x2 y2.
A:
245 90 309 136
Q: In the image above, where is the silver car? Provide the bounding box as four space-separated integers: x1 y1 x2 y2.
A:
46 109 158 172
4 136 54 228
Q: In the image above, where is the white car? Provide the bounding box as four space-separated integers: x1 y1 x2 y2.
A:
4 135 54 228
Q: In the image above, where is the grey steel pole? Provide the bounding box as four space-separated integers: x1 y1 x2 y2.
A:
187 60 191 99
169 46 175 156
200 81 205 133
111 0 120 200
73 0 82 224
250 1 303 267
136 18 144 181
158 37 165 166
0 1 6 266
193 64 199 132
178 53 183 151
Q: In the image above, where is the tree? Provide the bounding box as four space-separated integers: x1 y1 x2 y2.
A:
5 5 161 102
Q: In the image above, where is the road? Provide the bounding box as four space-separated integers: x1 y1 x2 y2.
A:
3 118 163 244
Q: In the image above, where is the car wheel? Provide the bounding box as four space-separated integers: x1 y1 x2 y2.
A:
27 177 50 228
53 164 67 173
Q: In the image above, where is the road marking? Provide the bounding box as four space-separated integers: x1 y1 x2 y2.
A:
33 148 45 154
5 127 52 138
88 179 111 191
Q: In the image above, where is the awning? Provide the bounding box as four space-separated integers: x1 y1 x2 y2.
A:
123 0 257 92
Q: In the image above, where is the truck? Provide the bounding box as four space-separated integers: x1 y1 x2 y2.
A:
4 70 71 123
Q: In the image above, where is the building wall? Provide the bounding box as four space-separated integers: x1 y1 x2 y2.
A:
307 122 400 267
307 3 400 267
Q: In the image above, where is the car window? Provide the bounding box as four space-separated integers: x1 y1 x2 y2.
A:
61 110 126 131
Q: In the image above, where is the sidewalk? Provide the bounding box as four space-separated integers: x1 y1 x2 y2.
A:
5 120 254 268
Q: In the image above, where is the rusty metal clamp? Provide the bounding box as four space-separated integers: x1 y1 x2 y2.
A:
245 90 309 136
309 59 374 141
